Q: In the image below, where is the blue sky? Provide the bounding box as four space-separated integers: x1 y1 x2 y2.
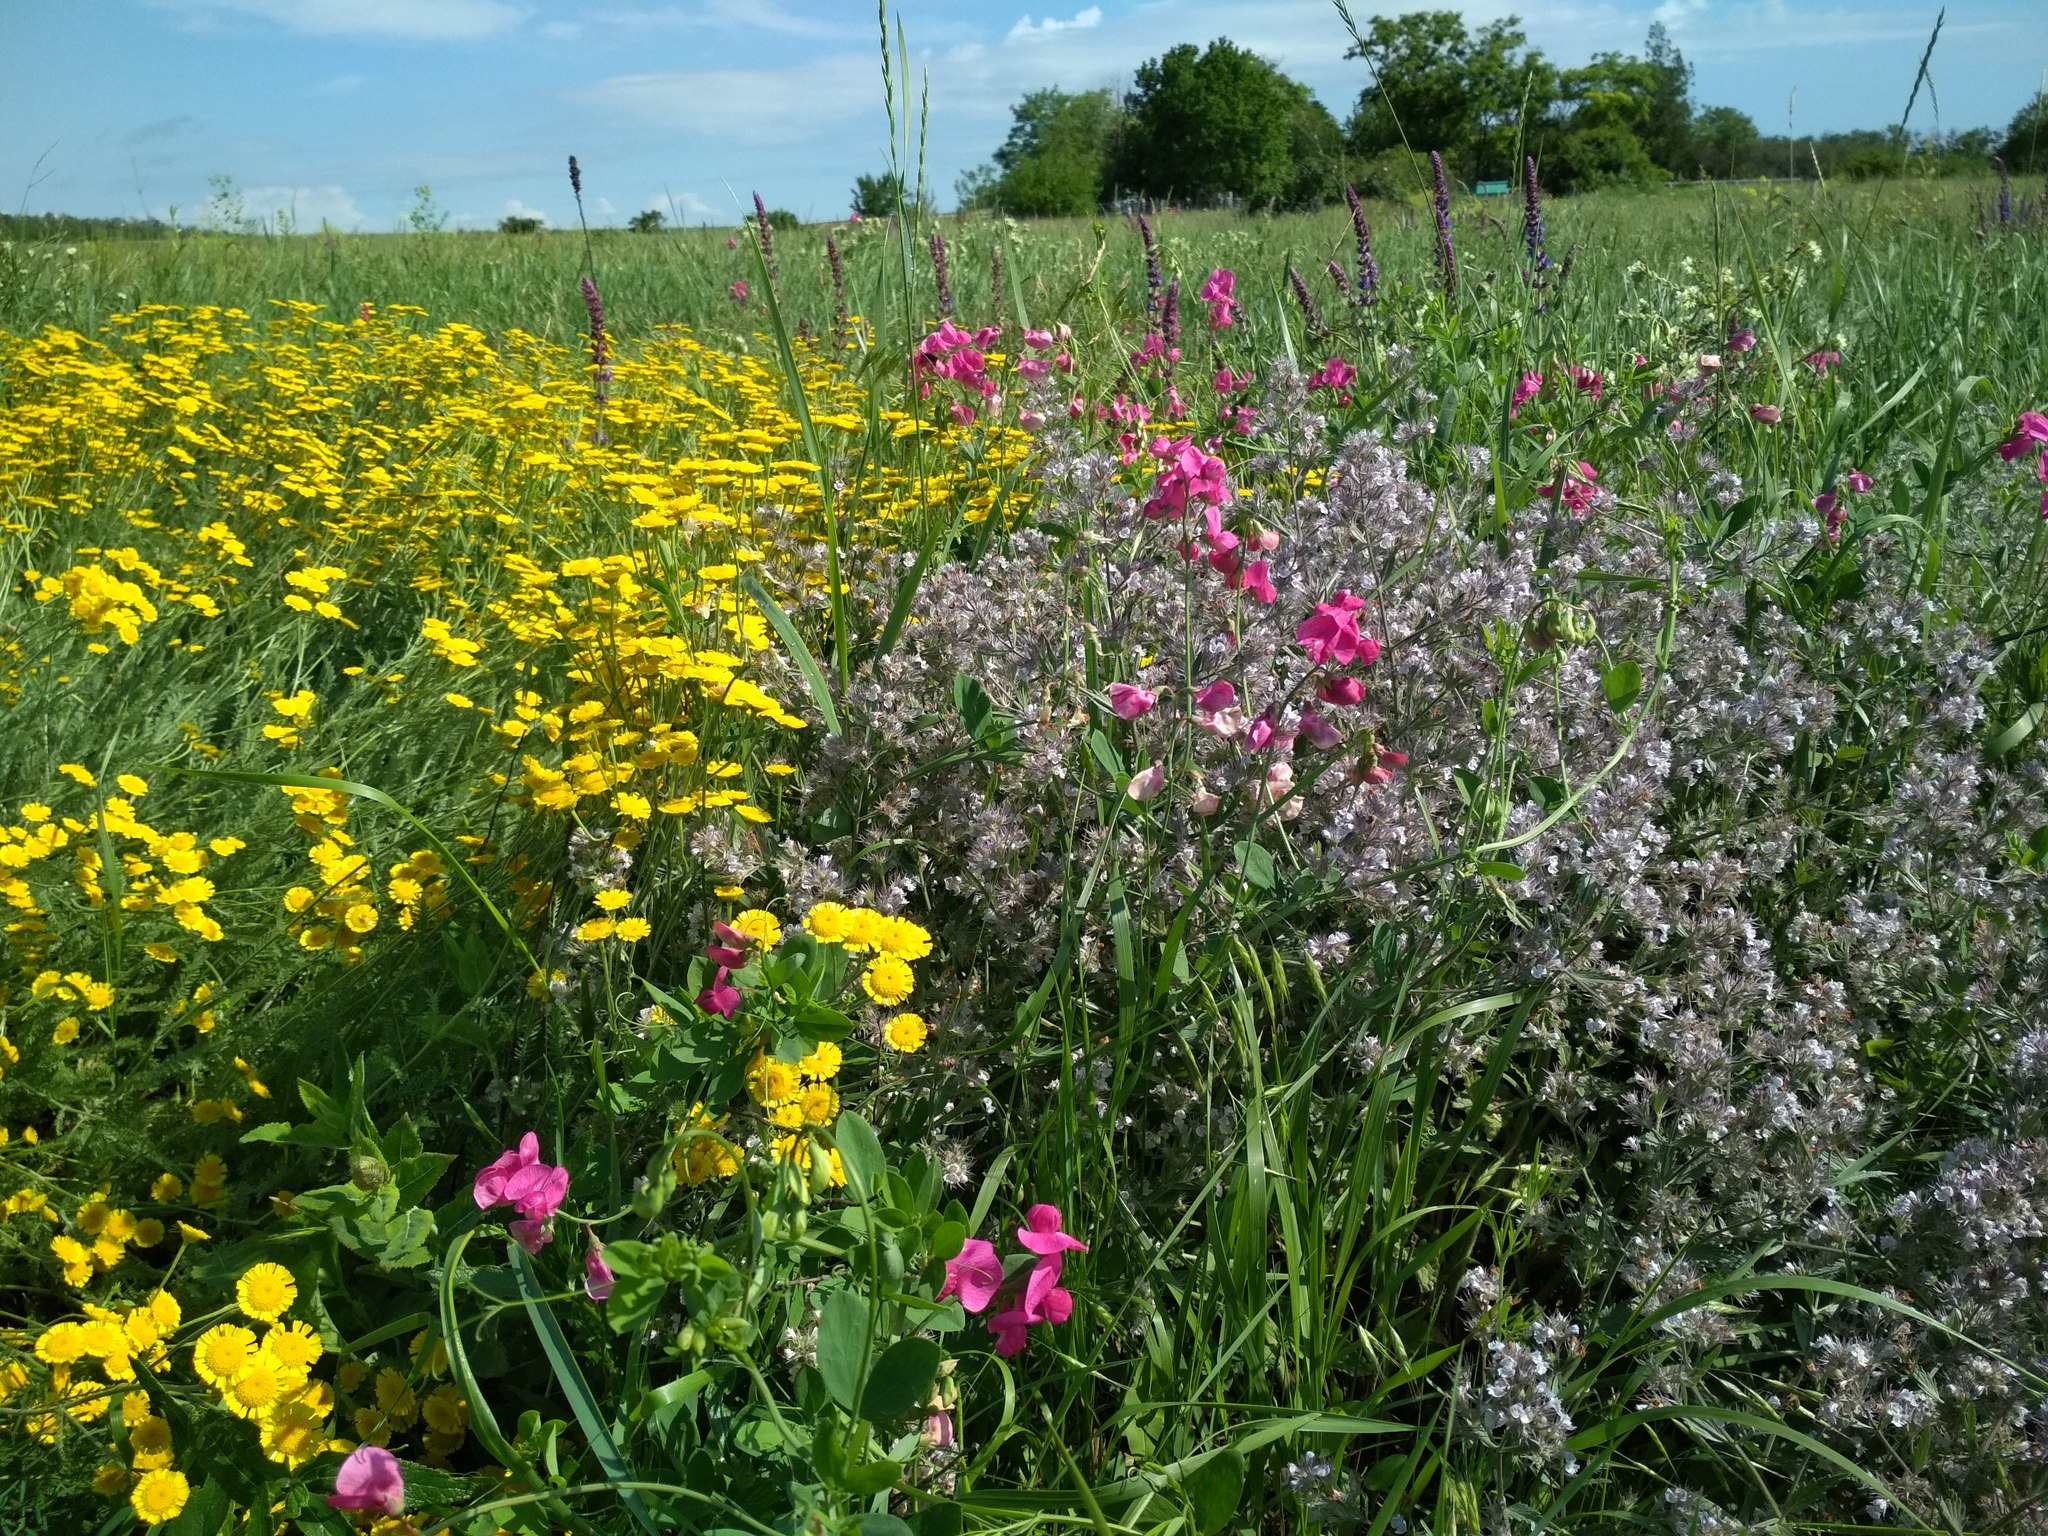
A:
3 0 2041 230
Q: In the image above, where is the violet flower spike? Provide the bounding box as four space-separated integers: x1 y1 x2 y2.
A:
752 191 777 280
930 230 954 318
1345 184 1378 307
1430 151 1457 304
1138 213 1163 319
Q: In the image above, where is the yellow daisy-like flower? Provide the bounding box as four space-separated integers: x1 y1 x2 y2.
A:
713 883 746 900
222 1355 286 1419
799 1083 840 1125
731 908 782 949
883 1012 930 1054
802 900 853 944
798 1041 843 1081
236 1262 297 1322
374 1367 419 1429
92 1462 130 1498
840 906 885 955
258 1399 326 1469
127 1414 174 1470
860 954 915 1007
614 917 651 942
263 1320 323 1373
877 916 933 961
129 1468 189 1526
747 1052 802 1108
192 1323 257 1387
421 1382 469 1436
147 1291 182 1332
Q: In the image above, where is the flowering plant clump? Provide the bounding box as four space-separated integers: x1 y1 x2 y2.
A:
4 166 2048 1536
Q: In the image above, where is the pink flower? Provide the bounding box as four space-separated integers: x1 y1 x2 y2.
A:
1308 357 1357 392
1749 404 1781 424
585 1240 615 1302
948 401 977 427
937 1236 1003 1314
1317 675 1364 707
473 1132 568 1225
1802 350 1842 375
328 1446 405 1516
1244 711 1276 752
1018 409 1046 432
1263 761 1302 820
1189 782 1221 816
725 236 737 249
1199 268 1237 329
1126 763 1167 802
705 941 746 968
1106 683 1156 719
1540 461 1600 515
696 966 740 1017
1727 327 1757 353
924 1409 956 1448
1017 1204 1087 1259
1295 592 1371 667
1844 468 1873 494
1239 560 1275 605
1021 327 1055 350
1016 356 1050 381
728 280 747 301
1697 353 1722 373
1192 680 1236 714
1298 709 1342 751
1569 365 1603 400
1510 371 1543 417
1998 411 2048 461
1359 745 1408 787
988 1307 1031 1356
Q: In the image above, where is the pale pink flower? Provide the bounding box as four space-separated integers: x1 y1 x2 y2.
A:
937 1237 1003 1314
1189 783 1221 816
1107 683 1156 719
1126 763 1167 802
1298 709 1343 751
585 1240 615 1302
1018 409 1046 431
1749 404 1781 424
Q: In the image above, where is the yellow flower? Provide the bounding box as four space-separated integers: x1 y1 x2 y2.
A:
343 903 379 934
59 764 97 787
877 916 933 960
803 900 853 944
799 1083 840 1125
264 1319 323 1372
222 1355 287 1418
374 1367 419 1429
192 1323 258 1387
150 1173 183 1202
732 908 783 949
92 1462 130 1498
259 1399 325 1468
799 1041 843 1081
747 1052 802 1108
51 1016 80 1044
129 1468 189 1525
236 1262 298 1321
713 883 745 900
615 917 651 942
127 1414 174 1470
51 1233 93 1287
421 1382 469 1435
883 1012 930 1053
117 774 150 797
148 1291 182 1331
861 954 915 1007
594 888 632 912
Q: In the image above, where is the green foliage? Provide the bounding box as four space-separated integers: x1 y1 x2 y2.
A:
1115 40 1338 209
852 171 906 218
627 208 665 234
2001 89 2048 174
985 88 1121 217
1345 11 1549 180
497 213 542 234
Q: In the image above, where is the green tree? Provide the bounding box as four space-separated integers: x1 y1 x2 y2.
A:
1691 105 1760 178
1115 40 1324 208
2000 91 2048 174
1345 12 1554 181
851 171 904 218
1639 23 1695 173
986 88 1121 217
628 208 664 233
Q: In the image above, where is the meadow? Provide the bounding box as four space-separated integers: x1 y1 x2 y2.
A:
2 169 2048 1536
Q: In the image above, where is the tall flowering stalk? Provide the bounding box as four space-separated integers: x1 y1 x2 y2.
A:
1345 183 1379 307
1161 278 1181 365
1138 213 1163 321
578 276 611 434
989 241 1005 321
752 191 777 281
1288 265 1324 343
1325 260 1351 303
1430 151 1458 304
1522 156 1550 290
567 154 596 280
826 232 850 347
930 231 954 319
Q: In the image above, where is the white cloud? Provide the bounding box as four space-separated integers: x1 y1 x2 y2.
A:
241 184 364 229
1006 6 1103 44
573 55 881 145
148 0 526 41
502 197 551 224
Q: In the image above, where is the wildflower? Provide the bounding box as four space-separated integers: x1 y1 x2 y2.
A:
1997 411 2048 460
938 1236 1002 1312
730 908 782 949
1430 150 1456 301
697 966 741 1017
472 1132 569 1253
130 1469 189 1526
1126 763 1167 802
1299 709 1343 751
1511 371 1543 417
1308 357 1357 394
1239 560 1276 604
729 280 748 302
1107 683 1156 719
1521 156 1549 285
1844 468 1874 494
1727 326 1757 352
328 1445 405 1517
235 1262 297 1322
1296 592 1377 667
1346 184 1379 305
883 1012 929 1053
1199 268 1236 329
1749 404 1782 424
585 1240 615 1302
1318 675 1364 707
192 1324 258 1387
1802 349 1842 374
1189 781 1221 816
1540 461 1601 515
862 954 915 1007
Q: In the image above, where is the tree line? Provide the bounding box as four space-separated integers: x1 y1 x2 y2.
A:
948 13 2048 217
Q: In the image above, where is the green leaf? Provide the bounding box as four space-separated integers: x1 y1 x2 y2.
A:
596 1240 671 1336
508 1244 659 1534
817 1289 871 1412
860 1336 942 1422
740 570 841 735
1233 841 1277 890
163 1477 231 1535
793 1002 856 1043
1183 1448 1247 1535
858 1508 913 1533
908 1503 964 1536
1600 658 1643 713
833 1110 887 1200
1088 728 1124 780
1477 861 1526 882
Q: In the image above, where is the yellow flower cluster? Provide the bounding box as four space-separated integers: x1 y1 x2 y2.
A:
46 1190 170 1288
336 1329 468 1459
802 902 931 1007
186 1264 336 1470
746 1040 845 1131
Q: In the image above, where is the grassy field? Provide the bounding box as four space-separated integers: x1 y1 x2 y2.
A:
3 175 2048 1535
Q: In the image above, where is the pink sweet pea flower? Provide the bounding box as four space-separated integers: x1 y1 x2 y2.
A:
1239 560 1276 605
1727 327 1757 353
585 1240 616 1302
1199 268 1237 329
1107 683 1156 719
475 1132 557 1210
1998 411 2048 461
1192 680 1236 714
987 1307 1031 1356
1018 409 1047 431
1296 592 1371 666
1569 365 1603 400
1318 675 1364 707
1844 468 1874 494
697 966 741 1017
925 1408 956 1448
1510 371 1543 418
328 1445 405 1516
1308 357 1357 392
1298 709 1343 751
728 280 747 301
938 1236 1003 1314
1017 1204 1087 1258
1802 350 1841 374
1189 782 1221 816
1749 404 1781 424
1022 327 1055 350
1126 763 1167 802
